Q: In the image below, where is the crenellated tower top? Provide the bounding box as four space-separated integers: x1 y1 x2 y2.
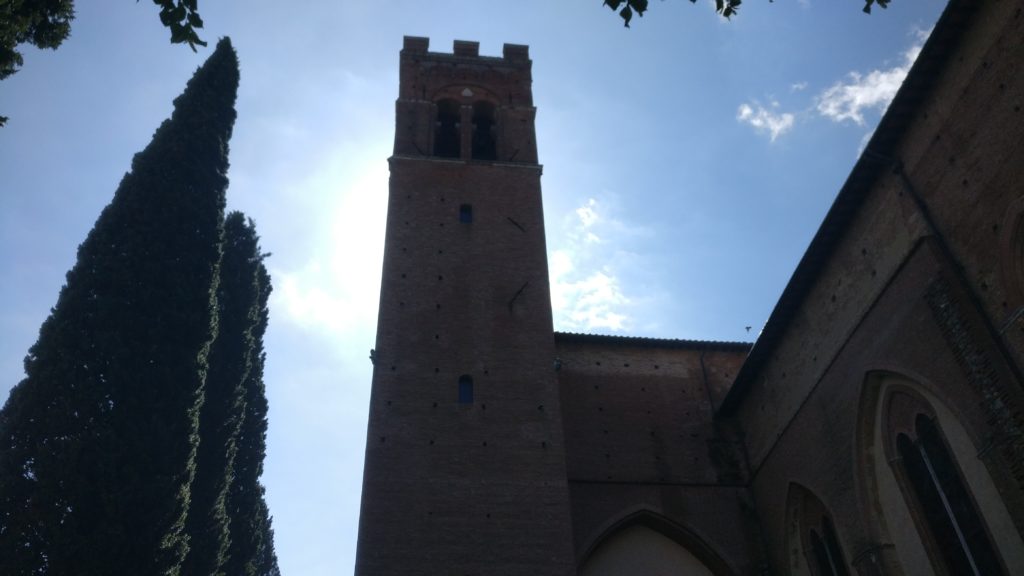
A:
394 36 537 163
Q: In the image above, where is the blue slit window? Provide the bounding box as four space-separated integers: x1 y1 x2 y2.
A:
460 204 473 223
458 375 474 404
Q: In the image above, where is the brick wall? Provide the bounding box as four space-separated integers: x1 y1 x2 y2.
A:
554 335 761 573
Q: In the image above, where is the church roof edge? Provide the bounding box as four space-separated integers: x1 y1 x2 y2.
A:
555 331 751 351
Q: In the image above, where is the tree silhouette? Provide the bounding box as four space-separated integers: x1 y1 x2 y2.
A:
223 242 281 576
184 212 270 576
0 37 238 575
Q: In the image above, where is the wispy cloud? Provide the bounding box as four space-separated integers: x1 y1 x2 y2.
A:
815 28 929 125
549 197 639 332
735 27 931 147
736 101 795 142
550 252 629 331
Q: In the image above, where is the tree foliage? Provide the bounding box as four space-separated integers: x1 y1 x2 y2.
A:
223 243 281 576
0 37 238 575
862 0 890 13
0 0 74 125
0 0 204 81
183 212 264 576
604 0 891 27
0 0 73 80
150 0 207 51
1 0 205 126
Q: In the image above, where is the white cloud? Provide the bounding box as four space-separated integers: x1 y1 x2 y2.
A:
576 199 599 228
736 101 795 142
735 27 932 147
816 30 929 125
549 197 638 332
550 252 629 332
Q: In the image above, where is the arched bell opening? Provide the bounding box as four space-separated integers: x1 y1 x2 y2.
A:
433 98 461 158
471 100 497 161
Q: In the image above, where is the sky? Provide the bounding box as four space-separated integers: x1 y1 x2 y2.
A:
0 1 946 574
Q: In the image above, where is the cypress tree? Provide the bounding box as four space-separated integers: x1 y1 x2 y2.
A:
223 257 281 576
184 212 263 576
0 38 239 575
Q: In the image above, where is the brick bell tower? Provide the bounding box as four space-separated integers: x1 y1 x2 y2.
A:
354 38 577 575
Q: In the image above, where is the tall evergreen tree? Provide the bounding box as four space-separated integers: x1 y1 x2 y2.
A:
184 212 264 576
0 38 239 575
223 257 281 576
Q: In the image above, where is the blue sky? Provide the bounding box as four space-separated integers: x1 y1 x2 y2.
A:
0 1 945 574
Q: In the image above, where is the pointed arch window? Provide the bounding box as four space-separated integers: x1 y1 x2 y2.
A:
885 391 1004 576
789 484 850 576
807 516 849 576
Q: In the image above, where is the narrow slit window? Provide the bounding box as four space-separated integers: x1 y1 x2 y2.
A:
459 204 473 223
458 375 474 404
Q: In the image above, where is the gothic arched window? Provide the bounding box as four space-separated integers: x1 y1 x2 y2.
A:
807 516 849 576
886 391 1005 576
471 101 496 161
789 484 850 576
434 99 460 158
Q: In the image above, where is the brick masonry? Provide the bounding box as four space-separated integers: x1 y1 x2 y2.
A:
357 3 1024 572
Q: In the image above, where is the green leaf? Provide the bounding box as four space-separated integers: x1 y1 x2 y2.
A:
629 0 648 16
159 8 175 26
863 0 890 14
187 30 208 51
619 4 633 27
604 0 624 10
170 22 188 43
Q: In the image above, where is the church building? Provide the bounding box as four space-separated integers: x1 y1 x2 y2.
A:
355 0 1024 573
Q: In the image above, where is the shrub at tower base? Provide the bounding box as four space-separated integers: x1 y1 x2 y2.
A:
184 212 280 576
0 38 238 575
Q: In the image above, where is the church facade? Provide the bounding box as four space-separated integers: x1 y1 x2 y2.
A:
355 0 1024 574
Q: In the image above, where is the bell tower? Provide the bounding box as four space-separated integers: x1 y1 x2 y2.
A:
355 37 576 575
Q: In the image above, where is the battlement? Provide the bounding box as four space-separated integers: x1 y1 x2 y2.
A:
394 36 537 163
401 36 530 64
